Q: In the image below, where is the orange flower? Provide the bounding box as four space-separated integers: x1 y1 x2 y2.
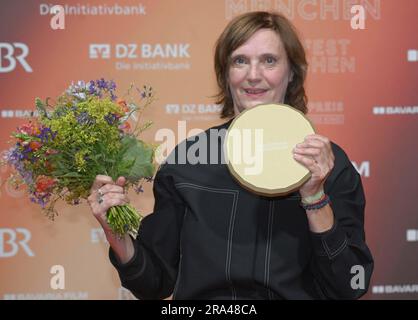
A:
35 175 56 193
119 122 131 132
117 99 129 113
29 141 42 151
44 161 54 172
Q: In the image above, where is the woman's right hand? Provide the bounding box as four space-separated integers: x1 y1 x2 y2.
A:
87 175 130 230
88 175 135 264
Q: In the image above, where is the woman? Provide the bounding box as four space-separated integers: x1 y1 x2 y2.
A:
88 11 373 299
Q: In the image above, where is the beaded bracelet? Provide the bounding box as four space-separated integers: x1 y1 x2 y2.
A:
300 194 331 211
301 189 325 205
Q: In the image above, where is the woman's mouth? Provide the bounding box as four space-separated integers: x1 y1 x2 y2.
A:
243 88 268 98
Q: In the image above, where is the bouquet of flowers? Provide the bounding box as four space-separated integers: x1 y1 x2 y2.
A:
1 79 157 238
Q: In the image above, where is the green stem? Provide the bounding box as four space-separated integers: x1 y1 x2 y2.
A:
106 204 142 238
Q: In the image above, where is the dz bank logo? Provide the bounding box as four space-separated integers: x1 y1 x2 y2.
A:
0 228 35 258
0 43 33 73
89 43 190 59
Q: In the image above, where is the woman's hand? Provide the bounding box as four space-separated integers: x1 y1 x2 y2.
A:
292 134 335 198
87 175 129 229
88 175 136 263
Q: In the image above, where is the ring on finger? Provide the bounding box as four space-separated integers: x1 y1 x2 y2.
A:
97 189 104 204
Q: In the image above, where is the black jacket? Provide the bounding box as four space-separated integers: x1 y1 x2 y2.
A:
109 119 374 299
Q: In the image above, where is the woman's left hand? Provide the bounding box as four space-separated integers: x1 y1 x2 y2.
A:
292 134 335 198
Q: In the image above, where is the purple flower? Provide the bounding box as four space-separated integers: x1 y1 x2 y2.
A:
97 78 107 89
88 80 96 94
5 147 34 185
68 79 118 98
134 185 144 194
108 80 116 90
30 192 51 208
104 113 118 125
8 146 24 161
76 111 95 126
37 127 56 143
85 79 117 99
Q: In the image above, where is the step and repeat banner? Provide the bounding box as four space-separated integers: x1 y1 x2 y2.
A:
0 0 417 300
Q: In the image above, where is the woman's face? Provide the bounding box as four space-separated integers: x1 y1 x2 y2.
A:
228 29 293 115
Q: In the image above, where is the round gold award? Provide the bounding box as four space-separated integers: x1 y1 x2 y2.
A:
224 103 315 197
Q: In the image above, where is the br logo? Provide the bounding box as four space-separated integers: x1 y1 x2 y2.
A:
0 228 34 257
0 43 33 73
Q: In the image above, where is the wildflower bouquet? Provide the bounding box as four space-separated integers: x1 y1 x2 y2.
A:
2 79 157 238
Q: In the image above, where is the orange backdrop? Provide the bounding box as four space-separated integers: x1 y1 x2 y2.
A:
1 0 417 300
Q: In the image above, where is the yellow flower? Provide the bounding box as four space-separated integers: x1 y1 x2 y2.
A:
74 150 88 172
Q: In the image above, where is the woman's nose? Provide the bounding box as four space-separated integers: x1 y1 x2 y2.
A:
247 62 262 82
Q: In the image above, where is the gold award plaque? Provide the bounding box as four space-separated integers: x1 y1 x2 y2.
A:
224 103 316 197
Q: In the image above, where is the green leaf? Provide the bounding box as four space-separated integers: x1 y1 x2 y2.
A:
117 136 155 182
51 171 84 178
13 133 32 141
35 98 48 118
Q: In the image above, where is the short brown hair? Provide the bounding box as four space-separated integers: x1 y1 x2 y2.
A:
214 11 308 118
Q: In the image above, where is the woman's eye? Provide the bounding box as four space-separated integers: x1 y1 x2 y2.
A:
233 57 246 65
265 56 277 65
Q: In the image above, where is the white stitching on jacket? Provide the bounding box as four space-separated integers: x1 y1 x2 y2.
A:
322 236 348 259
175 182 239 300
172 206 188 299
265 200 275 300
